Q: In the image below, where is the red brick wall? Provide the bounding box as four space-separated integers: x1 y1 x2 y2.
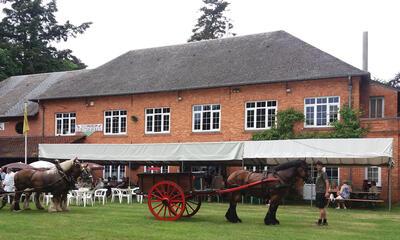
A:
41 77 359 142
0 114 43 137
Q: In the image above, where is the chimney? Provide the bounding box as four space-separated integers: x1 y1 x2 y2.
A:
363 31 368 71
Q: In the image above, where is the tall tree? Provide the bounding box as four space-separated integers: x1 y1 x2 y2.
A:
0 0 92 81
188 0 235 42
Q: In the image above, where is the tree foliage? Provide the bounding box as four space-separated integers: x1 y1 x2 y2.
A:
252 106 367 140
188 0 235 42
252 108 304 140
387 72 400 88
330 106 367 138
0 0 92 81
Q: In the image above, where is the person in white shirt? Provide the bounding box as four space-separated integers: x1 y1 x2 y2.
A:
3 168 15 192
1 168 15 209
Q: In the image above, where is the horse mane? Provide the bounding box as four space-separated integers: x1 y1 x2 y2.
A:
59 159 75 172
272 160 306 172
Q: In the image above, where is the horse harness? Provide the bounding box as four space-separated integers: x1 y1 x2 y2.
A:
0 164 76 197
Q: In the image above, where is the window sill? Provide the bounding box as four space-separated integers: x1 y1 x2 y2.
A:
303 126 334 130
244 129 270 133
191 131 222 135
144 132 171 136
103 134 129 138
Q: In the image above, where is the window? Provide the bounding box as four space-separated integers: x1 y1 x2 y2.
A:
304 96 340 127
244 165 268 173
193 104 221 132
369 97 384 118
104 110 127 135
325 167 339 185
15 121 23 134
0 122 4 131
365 166 381 187
144 166 169 174
145 107 170 134
55 113 76 136
245 101 277 130
103 165 126 181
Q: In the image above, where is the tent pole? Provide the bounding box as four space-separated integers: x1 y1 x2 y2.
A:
388 160 392 211
310 159 313 207
128 162 131 187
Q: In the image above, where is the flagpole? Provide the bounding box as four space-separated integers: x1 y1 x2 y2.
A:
23 101 29 165
24 128 27 164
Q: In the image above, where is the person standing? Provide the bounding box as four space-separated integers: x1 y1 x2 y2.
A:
315 161 330 226
1 168 15 209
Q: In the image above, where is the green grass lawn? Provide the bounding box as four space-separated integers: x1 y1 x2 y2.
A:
0 202 399 240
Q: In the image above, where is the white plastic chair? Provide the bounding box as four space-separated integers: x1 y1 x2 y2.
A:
82 191 94 207
67 191 78 206
44 193 53 206
111 188 122 203
94 189 108 205
131 187 143 204
120 189 132 204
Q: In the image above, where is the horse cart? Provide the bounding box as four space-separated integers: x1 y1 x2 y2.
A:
138 172 279 221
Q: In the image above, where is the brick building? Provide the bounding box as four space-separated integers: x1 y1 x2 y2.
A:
0 31 398 201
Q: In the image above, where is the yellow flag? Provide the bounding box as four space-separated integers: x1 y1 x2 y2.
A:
23 102 30 134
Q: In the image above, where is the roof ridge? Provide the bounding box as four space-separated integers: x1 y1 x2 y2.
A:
94 31 285 70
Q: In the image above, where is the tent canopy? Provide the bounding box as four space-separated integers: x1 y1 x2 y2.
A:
39 138 393 166
243 138 393 166
39 141 244 165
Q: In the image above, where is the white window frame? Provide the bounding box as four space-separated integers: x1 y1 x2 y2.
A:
365 166 382 187
145 107 170 134
103 165 126 181
144 165 169 174
324 167 340 185
369 97 385 118
192 104 221 132
244 165 268 173
104 110 127 135
304 96 340 128
55 112 76 136
245 100 278 130
0 122 4 131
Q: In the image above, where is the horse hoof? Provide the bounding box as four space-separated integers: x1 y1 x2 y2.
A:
237 218 242 223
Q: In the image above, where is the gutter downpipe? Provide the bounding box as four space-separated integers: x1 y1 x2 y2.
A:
39 100 45 137
348 76 353 182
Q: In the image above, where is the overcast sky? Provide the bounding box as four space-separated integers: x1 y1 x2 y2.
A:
21 0 400 80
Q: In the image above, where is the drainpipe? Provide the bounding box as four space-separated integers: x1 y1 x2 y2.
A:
41 101 45 137
347 76 353 182
348 76 353 108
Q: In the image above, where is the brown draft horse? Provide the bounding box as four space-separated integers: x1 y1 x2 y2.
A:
225 160 308 225
12 158 90 212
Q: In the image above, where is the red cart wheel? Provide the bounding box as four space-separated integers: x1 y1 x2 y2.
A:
182 195 201 217
148 181 186 221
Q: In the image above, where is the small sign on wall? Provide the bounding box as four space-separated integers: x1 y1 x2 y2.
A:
76 124 103 133
0 122 4 131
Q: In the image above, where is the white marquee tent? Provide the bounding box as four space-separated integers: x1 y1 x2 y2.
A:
39 138 394 209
